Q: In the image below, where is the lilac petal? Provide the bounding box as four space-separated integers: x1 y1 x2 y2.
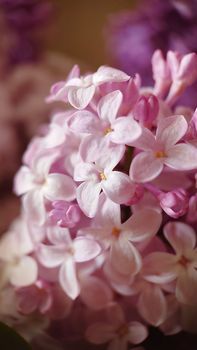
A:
165 143 197 170
130 151 163 183
97 90 122 123
80 276 113 310
111 116 142 144
156 115 188 148
74 161 98 181
138 286 167 326
102 171 135 204
10 256 38 287
59 258 80 299
131 127 156 151
94 194 121 227
73 237 101 262
76 181 101 218
128 321 148 344
94 66 130 84
123 208 162 242
68 85 95 109
32 152 58 179
68 110 100 134
14 166 35 195
164 221 196 254
44 173 76 201
23 190 46 225
176 269 197 305
37 244 65 268
110 239 142 276
79 135 106 162
85 322 115 344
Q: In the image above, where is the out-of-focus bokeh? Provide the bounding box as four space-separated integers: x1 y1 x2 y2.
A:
47 0 134 68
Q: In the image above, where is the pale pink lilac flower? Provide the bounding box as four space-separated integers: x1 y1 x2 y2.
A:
143 221 197 305
80 195 161 276
14 152 76 224
86 303 148 350
68 90 142 160
74 144 134 217
130 115 197 183
47 65 130 109
37 228 101 299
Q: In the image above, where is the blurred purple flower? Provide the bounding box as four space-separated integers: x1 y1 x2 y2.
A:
107 0 197 106
0 0 53 65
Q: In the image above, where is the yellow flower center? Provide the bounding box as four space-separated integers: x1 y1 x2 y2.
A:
100 172 107 181
104 127 113 135
155 150 166 158
117 324 129 337
111 227 121 237
178 255 190 268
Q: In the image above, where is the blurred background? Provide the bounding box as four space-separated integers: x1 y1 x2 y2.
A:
46 0 134 68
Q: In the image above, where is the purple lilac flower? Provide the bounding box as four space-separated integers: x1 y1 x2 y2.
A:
0 0 53 65
107 0 197 106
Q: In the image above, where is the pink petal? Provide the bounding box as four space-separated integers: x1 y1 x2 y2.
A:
142 252 177 284
156 115 188 149
94 194 121 227
67 85 95 109
37 244 65 268
108 338 127 350
33 152 58 179
138 286 167 326
80 276 113 310
79 134 106 162
59 258 80 299
14 166 35 195
74 161 97 181
131 127 156 151
111 116 141 144
110 239 142 276
128 321 148 344
102 171 135 204
73 237 101 262
68 110 100 133
10 256 38 287
130 151 163 183
23 190 46 225
107 303 125 327
176 269 197 305
94 66 130 84
85 322 115 344
47 226 71 245
44 174 76 201
123 208 162 242
44 124 66 148
76 181 101 218
97 90 122 123
165 143 197 170
98 144 125 172
164 221 196 254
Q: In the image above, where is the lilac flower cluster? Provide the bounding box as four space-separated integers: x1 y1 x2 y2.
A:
1 50 197 349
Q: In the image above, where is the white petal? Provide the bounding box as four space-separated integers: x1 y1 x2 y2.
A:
59 258 80 299
102 171 135 204
10 256 38 287
111 117 141 144
44 173 76 201
97 90 122 123
165 143 197 170
156 115 188 148
130 151 163 183
76 181 101 218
